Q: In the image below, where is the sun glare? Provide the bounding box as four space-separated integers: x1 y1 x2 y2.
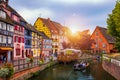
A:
70 27 78 34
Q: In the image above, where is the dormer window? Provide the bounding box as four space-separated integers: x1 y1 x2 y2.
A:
12 14 19 22
0 10 6 19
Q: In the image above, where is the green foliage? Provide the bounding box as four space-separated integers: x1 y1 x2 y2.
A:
103 56 111 62
107 1 120 52
26 57 34 63
0 68 9 78
38 60 44 66
0 63 14 78
50 56 53 61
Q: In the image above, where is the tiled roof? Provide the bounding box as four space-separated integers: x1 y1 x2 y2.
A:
27 24 37 33
97 26 115 43
52 21 64 31
40 18 59 34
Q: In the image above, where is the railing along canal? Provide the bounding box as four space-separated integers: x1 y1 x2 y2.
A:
103 55 120 66
103 54 120 80
12 57 39 73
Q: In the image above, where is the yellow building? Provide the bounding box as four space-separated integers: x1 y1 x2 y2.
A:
34 18 60 57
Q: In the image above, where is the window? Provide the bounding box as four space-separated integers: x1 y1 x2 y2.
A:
0 35 2 43
16 49 20 56
0 10 6 19
12 14 19 22
0 35 6 43
96 44 98 48
7 24 13 32
18 37 21 43
102 43 106 48
96 32 98 36
8 37 12 44
102 50 106 53
0 22 6 30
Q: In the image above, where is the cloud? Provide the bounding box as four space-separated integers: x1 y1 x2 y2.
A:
16 7 55 24
50 0 112 5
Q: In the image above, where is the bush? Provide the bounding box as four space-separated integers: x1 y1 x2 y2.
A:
0 63 14 78
26 57 34 63
38 60 44 66
0 68 9 78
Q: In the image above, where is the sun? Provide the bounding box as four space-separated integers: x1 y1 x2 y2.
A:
70 27 78 34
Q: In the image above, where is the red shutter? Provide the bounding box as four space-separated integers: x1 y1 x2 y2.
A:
22 27 24 32
18 37 21 43
14 26 17 30
22 38 24 43
14 36 16 42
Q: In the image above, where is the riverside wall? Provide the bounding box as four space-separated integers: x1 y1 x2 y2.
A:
10 61 57 80
102 60 120 80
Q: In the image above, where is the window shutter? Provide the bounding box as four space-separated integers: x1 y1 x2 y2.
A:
22 38 24 43
18 37 21 43
22 27 24 32
14 36 16 42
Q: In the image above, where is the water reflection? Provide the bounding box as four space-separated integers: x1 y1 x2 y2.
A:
29 60 116 80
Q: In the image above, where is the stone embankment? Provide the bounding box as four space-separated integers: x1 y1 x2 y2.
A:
102 54 120 80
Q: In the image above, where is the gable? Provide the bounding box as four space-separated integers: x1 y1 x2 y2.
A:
91 26 115 44
91 27 108 43
34 18 51 38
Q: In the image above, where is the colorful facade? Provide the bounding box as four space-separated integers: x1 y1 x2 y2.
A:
0 6 14 63
34 18 51 38
34 18 52 58
34 18 60 56
24 24 32 58
91 26 115 53
31 29 38 57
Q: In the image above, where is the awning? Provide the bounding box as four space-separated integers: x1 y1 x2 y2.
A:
0 47 13 51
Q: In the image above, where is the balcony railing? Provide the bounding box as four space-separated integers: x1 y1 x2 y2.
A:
0 43 13 47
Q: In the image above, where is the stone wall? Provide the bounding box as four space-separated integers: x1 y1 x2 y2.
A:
102 60 120 80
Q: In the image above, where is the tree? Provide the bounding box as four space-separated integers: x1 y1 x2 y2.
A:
107 0 120 52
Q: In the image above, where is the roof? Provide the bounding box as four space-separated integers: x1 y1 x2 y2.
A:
97 26 115 43
6 5 26 22
27 24 37 33
40 18 59 34
52 21 64 31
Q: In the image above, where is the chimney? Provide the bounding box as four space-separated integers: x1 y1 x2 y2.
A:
48 18 50 21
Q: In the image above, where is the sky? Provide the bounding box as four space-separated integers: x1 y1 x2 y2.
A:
9 0 116 33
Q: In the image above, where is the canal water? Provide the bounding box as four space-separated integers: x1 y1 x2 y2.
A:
29 60 116 80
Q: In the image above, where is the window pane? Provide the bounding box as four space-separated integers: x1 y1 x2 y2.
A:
0 35 1 43
8 37 12 44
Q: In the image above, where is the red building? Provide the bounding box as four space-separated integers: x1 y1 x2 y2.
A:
91 26 115 53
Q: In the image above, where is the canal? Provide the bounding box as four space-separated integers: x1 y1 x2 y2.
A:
28 60 116 80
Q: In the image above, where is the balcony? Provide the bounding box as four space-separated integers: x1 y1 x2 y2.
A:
0 43 13 47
